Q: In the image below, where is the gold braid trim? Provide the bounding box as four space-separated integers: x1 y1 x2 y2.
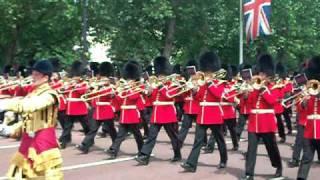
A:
7 152 38 179
28 147 63 172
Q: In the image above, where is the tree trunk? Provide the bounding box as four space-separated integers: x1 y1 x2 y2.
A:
161 18 176 59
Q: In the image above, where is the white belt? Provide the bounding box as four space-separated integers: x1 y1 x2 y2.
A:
121 105 137 110
66 98 83 102
199 102 220 106
96 102 111 106
251 109 274 114
185 97 193 101
153 101 174 106
307 114 320 120
220 102 233 106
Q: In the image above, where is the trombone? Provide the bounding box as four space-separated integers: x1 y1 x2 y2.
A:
81 86 115 101
165 72 205 98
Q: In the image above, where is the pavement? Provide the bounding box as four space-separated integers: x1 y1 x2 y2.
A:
0 123 319 180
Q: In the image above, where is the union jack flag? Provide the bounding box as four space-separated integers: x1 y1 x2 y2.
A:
243 0 272 42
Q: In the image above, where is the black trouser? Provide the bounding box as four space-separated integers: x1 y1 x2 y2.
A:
82 120 117 150
101 121 110 134
206 119 239 149
141 107 152 136
186 124 227 169
178 114 196 147
140 123 180 156
245 132 282 176
57 111 66 129
276 113 286 139
59 115 90 144
297 139 320 179
110 124 143 155
225 119 239 148
283 107 292 132
175 102 184 122
292 124 305 161
236 114 249 139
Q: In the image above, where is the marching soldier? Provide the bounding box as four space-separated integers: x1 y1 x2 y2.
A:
0 60 63 179
297 56 320 180
106 60 144 159
135 56 182 165
236 64 252 140
177 59 200 147
77 62 118 154
242 54 282 180
59 60 90 149
180 51 227 172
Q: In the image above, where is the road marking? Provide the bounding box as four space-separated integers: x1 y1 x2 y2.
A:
0 154 154 179
62 156 136 171
0 144 19 150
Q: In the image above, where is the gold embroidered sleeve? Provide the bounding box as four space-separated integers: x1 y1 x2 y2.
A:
5 94 56 113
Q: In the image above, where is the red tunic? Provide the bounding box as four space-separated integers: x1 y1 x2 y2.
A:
296 101 307 126
182 91 200 115
221 82 237 120
66 82 89 116
270 83 284 114
117 90 142 124
150 82 177 124
247 87 278 133
304 96 320 139
195 80 224 125
92 88 116 121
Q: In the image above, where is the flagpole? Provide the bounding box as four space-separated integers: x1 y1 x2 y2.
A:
239 0 244 65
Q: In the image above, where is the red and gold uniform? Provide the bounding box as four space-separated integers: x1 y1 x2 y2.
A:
2 83 63 179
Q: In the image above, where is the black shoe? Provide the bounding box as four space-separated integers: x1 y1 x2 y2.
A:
279 138 286 143
240 175 254 180
59 142 67 149
242 151 247 157
98 132 107 138
275 167 282 177
217 162 226 169
287 130 292 135
180 162 196 172
288 159 299 168
76 144 89 154
171 153 182 162
202 146 214 154
135 155 149 165
108 153 117 159
232 146 239 151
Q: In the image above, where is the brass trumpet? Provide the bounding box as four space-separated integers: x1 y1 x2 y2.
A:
307 80 320 95
81 86 115 101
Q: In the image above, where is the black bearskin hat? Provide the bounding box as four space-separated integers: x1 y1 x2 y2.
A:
99 61 114 77
230 65 239 77
185 59 198 70
153 56 171 76
276 62 287 78
49 57 61 72
305 55 320 81
172 64 181 74
89 62 100 76
257 54 275 77
2 65 13 75
144 65 153 76
199 51 221 73
69 60 84 77
122 60 141 80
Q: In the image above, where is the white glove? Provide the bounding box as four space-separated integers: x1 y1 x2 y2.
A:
0 100 7 112
186 81 194 89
